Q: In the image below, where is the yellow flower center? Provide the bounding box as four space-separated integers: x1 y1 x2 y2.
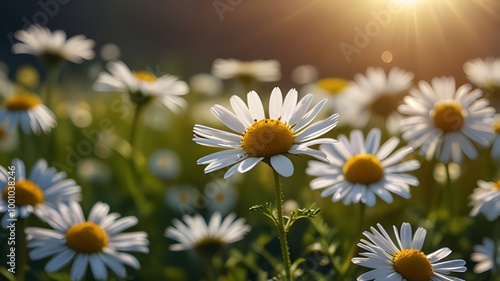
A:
215 192 225 202
2 180 44 206
493 180 500 191
431 101 465 133
3 91 42 110
134 71 156 83
16 65 40 89
393 249 433 281
241 119 295 158
493 120 500 134
316 78 349 94
343 154 383 184
66 222 109 253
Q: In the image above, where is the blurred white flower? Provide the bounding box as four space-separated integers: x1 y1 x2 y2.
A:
343 67 414 134
469 180 500 221
190 73 223 97
0 88 56 135
291 64 319 85
471 237 499 274
464 57 500 92
165 212 250 258
212 58 281 83
399 76 495 163
94 61 189 113
148 149 181 180
12 24 95 65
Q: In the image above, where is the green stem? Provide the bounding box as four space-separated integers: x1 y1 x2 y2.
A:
339 204 365 278
17 217 29 281
126 104 151 215
43 67 59 164
444 163 454 216
272 169 292 281
43 67 58 109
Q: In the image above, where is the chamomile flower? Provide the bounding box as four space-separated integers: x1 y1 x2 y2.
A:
212 58 281 83
307 128 420 207
352 222 467 281
463 57 500 93
148 149 181 180
11 24 95 65
398 76 495 163
469 180 500 221
93 60 189 113
193 87 339 178
0 159 81 228
0 88 57 135
471 237 499 274
343 67 414 134
26 201 149 281
165 212 250 258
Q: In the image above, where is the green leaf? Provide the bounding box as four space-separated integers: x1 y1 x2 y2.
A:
249 202 277 225
0 267 15 281
285 204 321 231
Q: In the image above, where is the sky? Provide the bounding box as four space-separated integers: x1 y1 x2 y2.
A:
1 0 500 86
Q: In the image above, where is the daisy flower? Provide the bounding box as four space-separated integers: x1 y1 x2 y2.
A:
0 158 81 228
93 60 189 113
193 87 339 178
26 201 149 281
0 88 57 135
148 149 181 180
463 57 500 93
471 237 499 274
398 76 495 163
352 222 467 281
306 128 420 207
212 58 281 83
342 67 414 134
469 180 500 221
165 212 250 258
11 24 95 65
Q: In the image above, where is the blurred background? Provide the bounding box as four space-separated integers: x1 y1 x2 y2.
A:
2 0 500 85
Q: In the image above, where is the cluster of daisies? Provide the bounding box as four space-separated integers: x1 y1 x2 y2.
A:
1 22 499 281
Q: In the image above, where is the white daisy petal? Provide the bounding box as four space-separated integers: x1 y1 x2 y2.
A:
307 128 420 207
25 202 148 281
193 87 338 178
353 223 466 281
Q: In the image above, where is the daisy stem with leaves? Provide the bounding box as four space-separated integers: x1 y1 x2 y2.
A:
271 168 293 281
